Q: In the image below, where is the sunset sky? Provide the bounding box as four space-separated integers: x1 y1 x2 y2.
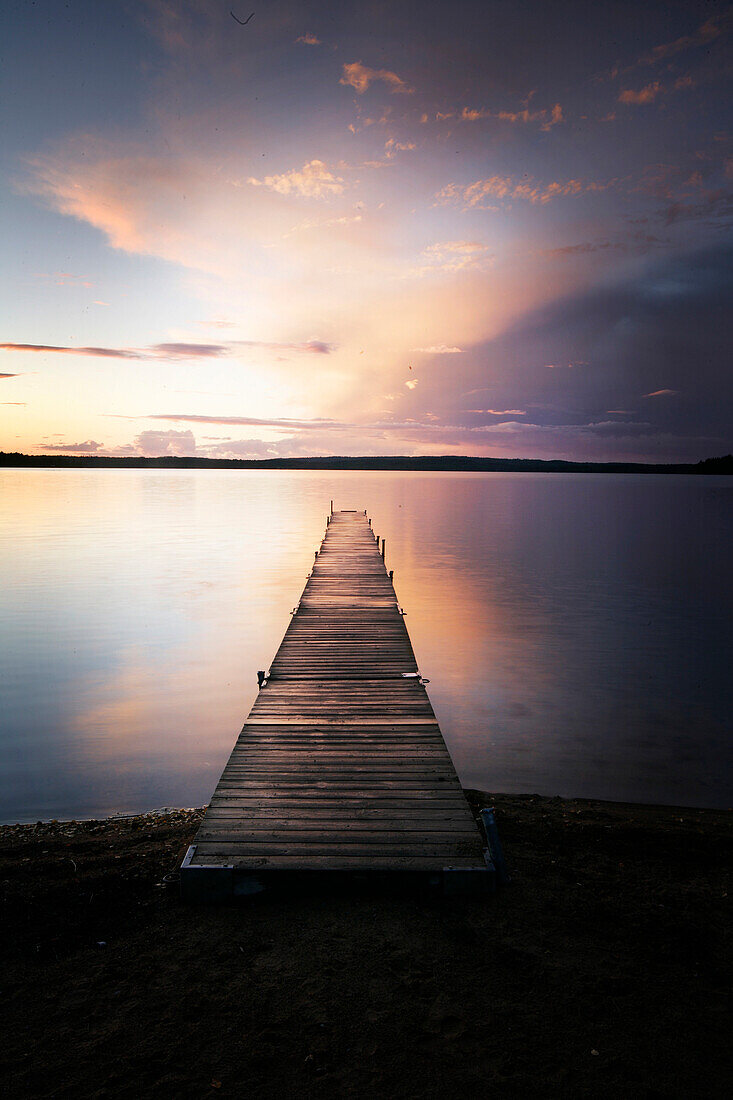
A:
1 0 731 461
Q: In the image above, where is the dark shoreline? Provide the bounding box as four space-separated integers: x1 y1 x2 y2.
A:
2 451 732 474
3 791 730 1097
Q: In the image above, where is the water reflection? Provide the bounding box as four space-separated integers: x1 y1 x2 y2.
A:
0 469 730 821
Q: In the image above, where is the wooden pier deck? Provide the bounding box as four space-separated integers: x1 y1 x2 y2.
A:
181 510 490 899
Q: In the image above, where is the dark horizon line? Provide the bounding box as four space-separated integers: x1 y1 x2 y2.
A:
1 451 732 474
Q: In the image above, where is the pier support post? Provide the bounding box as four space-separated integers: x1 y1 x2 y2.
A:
480 808 510 885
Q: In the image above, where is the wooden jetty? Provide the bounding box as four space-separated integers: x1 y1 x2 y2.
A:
181 509 490 899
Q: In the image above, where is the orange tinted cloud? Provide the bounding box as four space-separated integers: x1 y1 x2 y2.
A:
642 15 725 65
619 82 662 105
416 240 493 274
296 33 321 46
436 175 604 209
248 159 346 199
340 61 414 95
458 102 562 128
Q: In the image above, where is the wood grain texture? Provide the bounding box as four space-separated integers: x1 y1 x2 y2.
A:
181 510 487 886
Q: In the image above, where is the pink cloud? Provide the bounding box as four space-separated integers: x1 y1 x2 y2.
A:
296 33 321 46
132 429 196 456
24 145 204 257
248 159 346 199
340 61 414 95
644 389 678 397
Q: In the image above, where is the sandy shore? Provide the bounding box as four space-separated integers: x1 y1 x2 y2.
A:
2 792 730 1098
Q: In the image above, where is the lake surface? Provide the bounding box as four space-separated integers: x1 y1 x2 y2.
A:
1 468 731 822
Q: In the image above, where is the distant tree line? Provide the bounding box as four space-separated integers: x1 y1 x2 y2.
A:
1 452 731 473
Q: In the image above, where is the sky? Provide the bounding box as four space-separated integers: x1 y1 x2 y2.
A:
1 0 731 462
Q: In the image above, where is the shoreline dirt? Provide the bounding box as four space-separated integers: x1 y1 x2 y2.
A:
2 792 730 1098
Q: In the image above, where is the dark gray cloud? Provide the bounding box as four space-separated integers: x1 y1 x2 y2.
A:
2 342 229 360
396 244 733 460
40 439 103 452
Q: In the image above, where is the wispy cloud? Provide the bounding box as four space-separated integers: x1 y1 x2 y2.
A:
460 102 563 130
146 413 350 430
384 137 416 158
644 388 678 397
248 159 346 199
640 15 727 66
415 240 493 274
542 232 665 258
413 345 463 354
1 340 334 360
0 341 227 360
619 82 662 105
2 343 142 360
340 61 414 95
296 33 321 46
239 339 335 354
541 367 589 376
283 213 362 237
435 175 609 210
34 271 93 287
466 409 527 415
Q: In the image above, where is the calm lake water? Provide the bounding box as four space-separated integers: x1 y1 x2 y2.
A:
1 468 731 822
